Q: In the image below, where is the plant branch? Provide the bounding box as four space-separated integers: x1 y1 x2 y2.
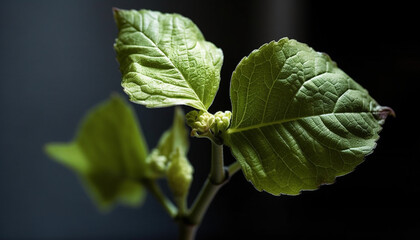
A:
227 161 241 177
174 195 188 216
142 179 178 218
188 178 223 225
209 141 226 184
187 142 225 225
178 222 197 240
179 142 242 239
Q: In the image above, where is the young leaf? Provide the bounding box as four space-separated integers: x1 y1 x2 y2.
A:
167 147 193 199
114 9 223 111
155 107 189 158
145 107 190 178
144 107 193 210
225 38 394 196
45 95 148 210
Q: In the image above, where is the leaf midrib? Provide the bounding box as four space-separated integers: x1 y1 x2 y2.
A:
125 15 206 110
227 111 374 134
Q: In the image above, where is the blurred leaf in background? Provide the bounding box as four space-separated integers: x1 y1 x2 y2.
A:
45 94 148 211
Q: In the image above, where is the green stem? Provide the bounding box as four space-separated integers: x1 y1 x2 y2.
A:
227 161 241 176
188 142 226 225
210 141 226 184
178 142 242 239
142 179 178 218
188 178 224 225
178 222 197 240
174 195 188 216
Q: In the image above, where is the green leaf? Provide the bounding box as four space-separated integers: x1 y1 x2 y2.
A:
146 107 190 178
167 147 193 199
45 94 148 210
45 143 89 174
225 38 393 196
114 9 223 111
155 107 189 158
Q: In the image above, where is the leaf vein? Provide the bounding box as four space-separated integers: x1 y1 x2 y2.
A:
126 17 205 110
228 111 375 134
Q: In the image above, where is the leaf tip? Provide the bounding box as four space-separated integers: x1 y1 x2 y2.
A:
112 7 121 15
43 143 56 159
43 142 63 159
112 7 125 26
109 92 125 103
375 106 396 120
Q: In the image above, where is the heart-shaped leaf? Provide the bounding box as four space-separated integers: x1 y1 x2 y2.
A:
114 9 223 111
225 38 393 195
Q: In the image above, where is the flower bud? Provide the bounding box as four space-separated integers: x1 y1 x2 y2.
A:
145 149 168 178
213 111 232 134
166 148 193 198
186 110 215 135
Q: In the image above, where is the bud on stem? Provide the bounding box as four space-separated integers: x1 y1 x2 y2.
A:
186 110 231 144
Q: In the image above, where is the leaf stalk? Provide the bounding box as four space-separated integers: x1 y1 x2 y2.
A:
142 179 178 218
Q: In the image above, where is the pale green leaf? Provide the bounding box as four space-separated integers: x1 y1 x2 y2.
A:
114 9 223 110
45 94 148 210
146 107 190 178
156 107 189 157
159 108 193 205
225 38 393 196
45 143 89 174
167 147 193 198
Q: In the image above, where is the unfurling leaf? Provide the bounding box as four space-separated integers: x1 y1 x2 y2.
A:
145 107 190 178
145 107 193 207
167 148 194 198
225 38 393 196
45 95 148 210
114 9 223 111
155 107 189 157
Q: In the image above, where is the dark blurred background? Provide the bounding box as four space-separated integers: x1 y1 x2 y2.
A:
0 0 418 239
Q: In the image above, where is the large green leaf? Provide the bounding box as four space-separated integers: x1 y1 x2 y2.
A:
45 95 148 210
225 38 393 196
114 9 223 111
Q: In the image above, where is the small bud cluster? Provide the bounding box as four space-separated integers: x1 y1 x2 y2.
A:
186 110 215 136
166 148 193 198
145 147 193 198
146 149 168 177
186 110 232 138
213 111 232 134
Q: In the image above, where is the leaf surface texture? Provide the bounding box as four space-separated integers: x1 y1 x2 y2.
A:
226 38 390 195
114 9 223 110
